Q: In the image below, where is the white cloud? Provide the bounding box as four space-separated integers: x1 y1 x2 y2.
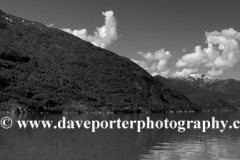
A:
176 28 240 76
62 11 117 48
137 50 171 61
176 46 209 67
131 49 172 77
172 68 198 77
157 68 171 77
207 68 223 77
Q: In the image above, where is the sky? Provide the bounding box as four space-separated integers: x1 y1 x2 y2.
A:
2 0 240 79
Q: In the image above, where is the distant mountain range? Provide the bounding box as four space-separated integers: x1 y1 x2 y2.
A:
0 10 200 113
155 74 239 111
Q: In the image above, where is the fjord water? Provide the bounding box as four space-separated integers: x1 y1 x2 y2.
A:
0 112 240 160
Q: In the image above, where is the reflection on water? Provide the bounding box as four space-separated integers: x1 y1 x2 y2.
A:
0 112 240 160
140 136 240 160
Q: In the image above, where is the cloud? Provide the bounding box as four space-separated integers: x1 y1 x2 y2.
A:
62 11 117 48
176 28 240 76
207 68 223 77
172 68 198 77
131 49 172 77
176 46 209 67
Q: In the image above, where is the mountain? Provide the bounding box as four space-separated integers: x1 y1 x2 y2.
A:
0 10 200 113
172 74 216 84
155 74 238 111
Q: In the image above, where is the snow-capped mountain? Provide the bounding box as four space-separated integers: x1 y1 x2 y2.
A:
172 74 222 84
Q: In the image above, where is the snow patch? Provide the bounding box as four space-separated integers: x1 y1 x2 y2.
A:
171 74 218 84
5 17 13 22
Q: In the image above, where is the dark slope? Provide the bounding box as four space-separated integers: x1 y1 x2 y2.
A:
154 76 236 111
0 10 200 113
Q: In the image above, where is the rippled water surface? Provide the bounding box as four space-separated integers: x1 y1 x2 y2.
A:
0 112 240 160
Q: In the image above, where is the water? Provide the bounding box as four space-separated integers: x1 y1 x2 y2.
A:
0 112 240 160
